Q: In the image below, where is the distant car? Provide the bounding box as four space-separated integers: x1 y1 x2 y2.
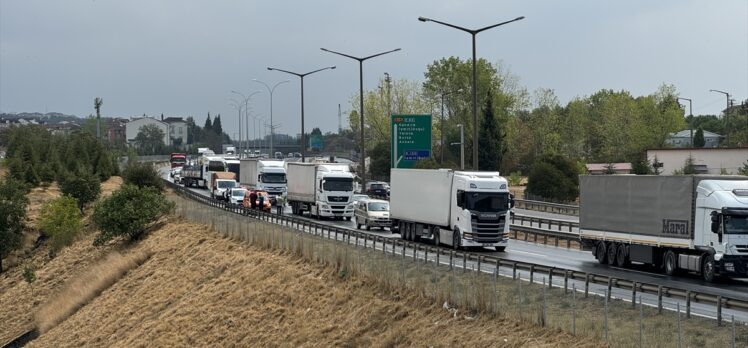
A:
351 194 369 204
293 152 302 158
243 189 272 212
226 187 247 206
354 199 391 231
274 152 284 159
366 182 388 197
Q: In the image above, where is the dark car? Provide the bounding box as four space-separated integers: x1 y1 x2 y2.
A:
366 182 388 197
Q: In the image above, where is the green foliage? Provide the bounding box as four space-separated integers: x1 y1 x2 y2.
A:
22 266 36 284
693 127 705 148
478 90 505 171
526 155 579 202
92 184 174 245
739 161 748 176
59 170 101 212
212 115 223 135
508 171 523 186
678 155 697 175
0 178 29 272
631 154 653 175
122 162 164 192
134 124 166 155
38 196 82 253
368 141 391 181
204 113 212 131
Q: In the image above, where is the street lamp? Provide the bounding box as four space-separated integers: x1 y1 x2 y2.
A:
253 79 290 156
437 88 463 164
418 15 524 170
228 98 244 154
231 90 262 157
710 89 731 144
268 66 336 162
320 47 401 187
677 97 693 147
451 124 465 170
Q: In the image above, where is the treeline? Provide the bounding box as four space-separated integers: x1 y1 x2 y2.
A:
1 125 119 186
184 113 231 155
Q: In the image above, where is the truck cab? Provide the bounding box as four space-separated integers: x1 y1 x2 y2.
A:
314 165 355 219
696 180 748 280
447 172 511 250
257 161 287 203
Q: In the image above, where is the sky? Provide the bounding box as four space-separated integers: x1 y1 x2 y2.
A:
1 1 747 138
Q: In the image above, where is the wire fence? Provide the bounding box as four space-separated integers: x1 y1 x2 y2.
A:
169 191 748 347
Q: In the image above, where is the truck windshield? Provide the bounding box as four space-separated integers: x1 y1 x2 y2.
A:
367 202 389 211
466 192 510 213
323 178 353 192
725 215 748 234
232 190 246 198
208 161 225 172
218 181 236 189
262 173 287 183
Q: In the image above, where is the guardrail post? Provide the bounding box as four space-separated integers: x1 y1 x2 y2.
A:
686 291 691 319
584 274 589 298
564 271 569 293
449 251 453 270
529 264 535 284
436 248 440 266
717 296 723 326
462 252 467 272
657 286 663 314
477 256 481 272
631 282 637 309
607 278 613 300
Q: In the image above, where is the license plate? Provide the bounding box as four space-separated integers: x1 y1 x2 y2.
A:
483 243 493 247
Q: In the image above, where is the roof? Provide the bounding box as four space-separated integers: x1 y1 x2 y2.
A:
648 147 748 151
669 129 722 138
586 163 632 171
163 117 185 123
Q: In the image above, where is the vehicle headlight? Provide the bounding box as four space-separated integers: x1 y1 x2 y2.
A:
725 262 735 272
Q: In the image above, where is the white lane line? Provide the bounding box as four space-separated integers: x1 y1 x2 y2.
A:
509 249 548 258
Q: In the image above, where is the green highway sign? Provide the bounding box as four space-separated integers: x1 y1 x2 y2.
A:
391 114 432 169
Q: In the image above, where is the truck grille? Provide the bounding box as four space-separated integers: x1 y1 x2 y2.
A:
735 245 748 253
329 196 349 203
470 215 506 243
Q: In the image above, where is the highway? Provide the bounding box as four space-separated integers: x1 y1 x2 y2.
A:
162 169 748 307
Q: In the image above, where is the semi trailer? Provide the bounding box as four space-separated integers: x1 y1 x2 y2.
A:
180 156 226 188
579 175 748 282
390 169 512 251
286 162 355 219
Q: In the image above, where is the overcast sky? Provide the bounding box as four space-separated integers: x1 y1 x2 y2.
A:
1 1 747 137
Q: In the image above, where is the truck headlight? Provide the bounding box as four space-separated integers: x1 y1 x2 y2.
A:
725 262 735 272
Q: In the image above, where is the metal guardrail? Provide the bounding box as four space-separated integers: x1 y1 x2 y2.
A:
514 199 579 216
165 179 748 323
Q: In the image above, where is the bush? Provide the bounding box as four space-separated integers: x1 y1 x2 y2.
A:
0 178 29 273
122 162 163 192
508 171 523 186
92 184 174 245
59 171 101 212
526 155 579 202
38 196 83 253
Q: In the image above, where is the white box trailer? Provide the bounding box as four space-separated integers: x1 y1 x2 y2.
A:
390 169 512 251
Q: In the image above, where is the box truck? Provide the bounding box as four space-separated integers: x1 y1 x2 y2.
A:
210 172 237 200
579 175 748 282
180 156 226 189
390 169 513 251
239 159 287 202
286 162 355 219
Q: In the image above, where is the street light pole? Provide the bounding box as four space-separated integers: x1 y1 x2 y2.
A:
677 97 693 147
418 15 524 170
320 47 401 190
438 89 463 164
268 66 336 162
253 79 290 156
451 124 465 170
228 98 243 153
231 90 262 157
710 89 731 144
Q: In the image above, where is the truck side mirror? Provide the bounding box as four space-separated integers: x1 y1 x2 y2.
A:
710 211 721 234
509 193 515 209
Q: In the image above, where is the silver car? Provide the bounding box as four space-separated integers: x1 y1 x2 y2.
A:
354 199 391 231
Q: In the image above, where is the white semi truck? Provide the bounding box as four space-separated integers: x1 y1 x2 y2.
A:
239 159 287 202
579 175 748 282
180 155 226 188
286 162 355 219
390 169 512 251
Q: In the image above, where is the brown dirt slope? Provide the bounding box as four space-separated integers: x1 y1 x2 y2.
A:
23 218 600 348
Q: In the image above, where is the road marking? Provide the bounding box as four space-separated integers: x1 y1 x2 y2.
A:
509 249 548 258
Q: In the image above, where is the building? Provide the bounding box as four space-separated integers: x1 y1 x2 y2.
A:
163 117 188 146
647 148 748 175
106 118 128 143
665 129 722 148
585 163 632 175
125 117 169 145
44 121 80 136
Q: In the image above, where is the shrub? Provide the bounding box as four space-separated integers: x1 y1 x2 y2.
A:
526 155 579 202
508 171 523 186
23 266 36 284
92 184 174 245
0 178 28 273
122 162 163 192
38 196 83 253
59 171 101 212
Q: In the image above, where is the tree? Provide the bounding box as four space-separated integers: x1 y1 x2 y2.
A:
204 113 213 131
38 196 82 254
478 90 504 171
0 178 28 273
680 155 697 175
631 153 653 175
92 184 174 245
134 124 165 155
122 162 164 192
693 127 705 148
212 115 223 135
603 163 616 174
368 141 391 181
59 171 101 213
738 160 748 176
526 154 579 202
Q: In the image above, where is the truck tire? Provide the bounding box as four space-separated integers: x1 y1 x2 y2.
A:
433 228 440 246
607 242 618 265
615 244 629 267
452 228 461 250
495 246 506 252
664 250 677 276
702 254 716 282
595 241 607 264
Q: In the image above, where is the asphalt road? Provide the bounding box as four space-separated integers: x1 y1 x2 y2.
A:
163 169 748 310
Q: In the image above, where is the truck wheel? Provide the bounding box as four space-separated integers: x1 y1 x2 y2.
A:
452 228 461 250
595 242 607 264
664 250 677 276
345 216 352 221
702 255 716 282
615 244 629 267
433 229 440 246
495 246 506 252
607 242 618 265
399 222 406 240
356 223 361 229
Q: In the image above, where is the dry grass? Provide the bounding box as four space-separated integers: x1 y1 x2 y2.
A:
35 250 152 333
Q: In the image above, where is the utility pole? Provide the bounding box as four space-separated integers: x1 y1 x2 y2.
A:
452 124 465 170
94 97 103 140
710 89 730 144
677 97 693 147
338 104 342 134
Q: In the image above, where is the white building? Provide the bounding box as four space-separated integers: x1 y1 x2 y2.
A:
647 148 748 175
163 117 188 146
126 117 169 145
665 129 722 148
